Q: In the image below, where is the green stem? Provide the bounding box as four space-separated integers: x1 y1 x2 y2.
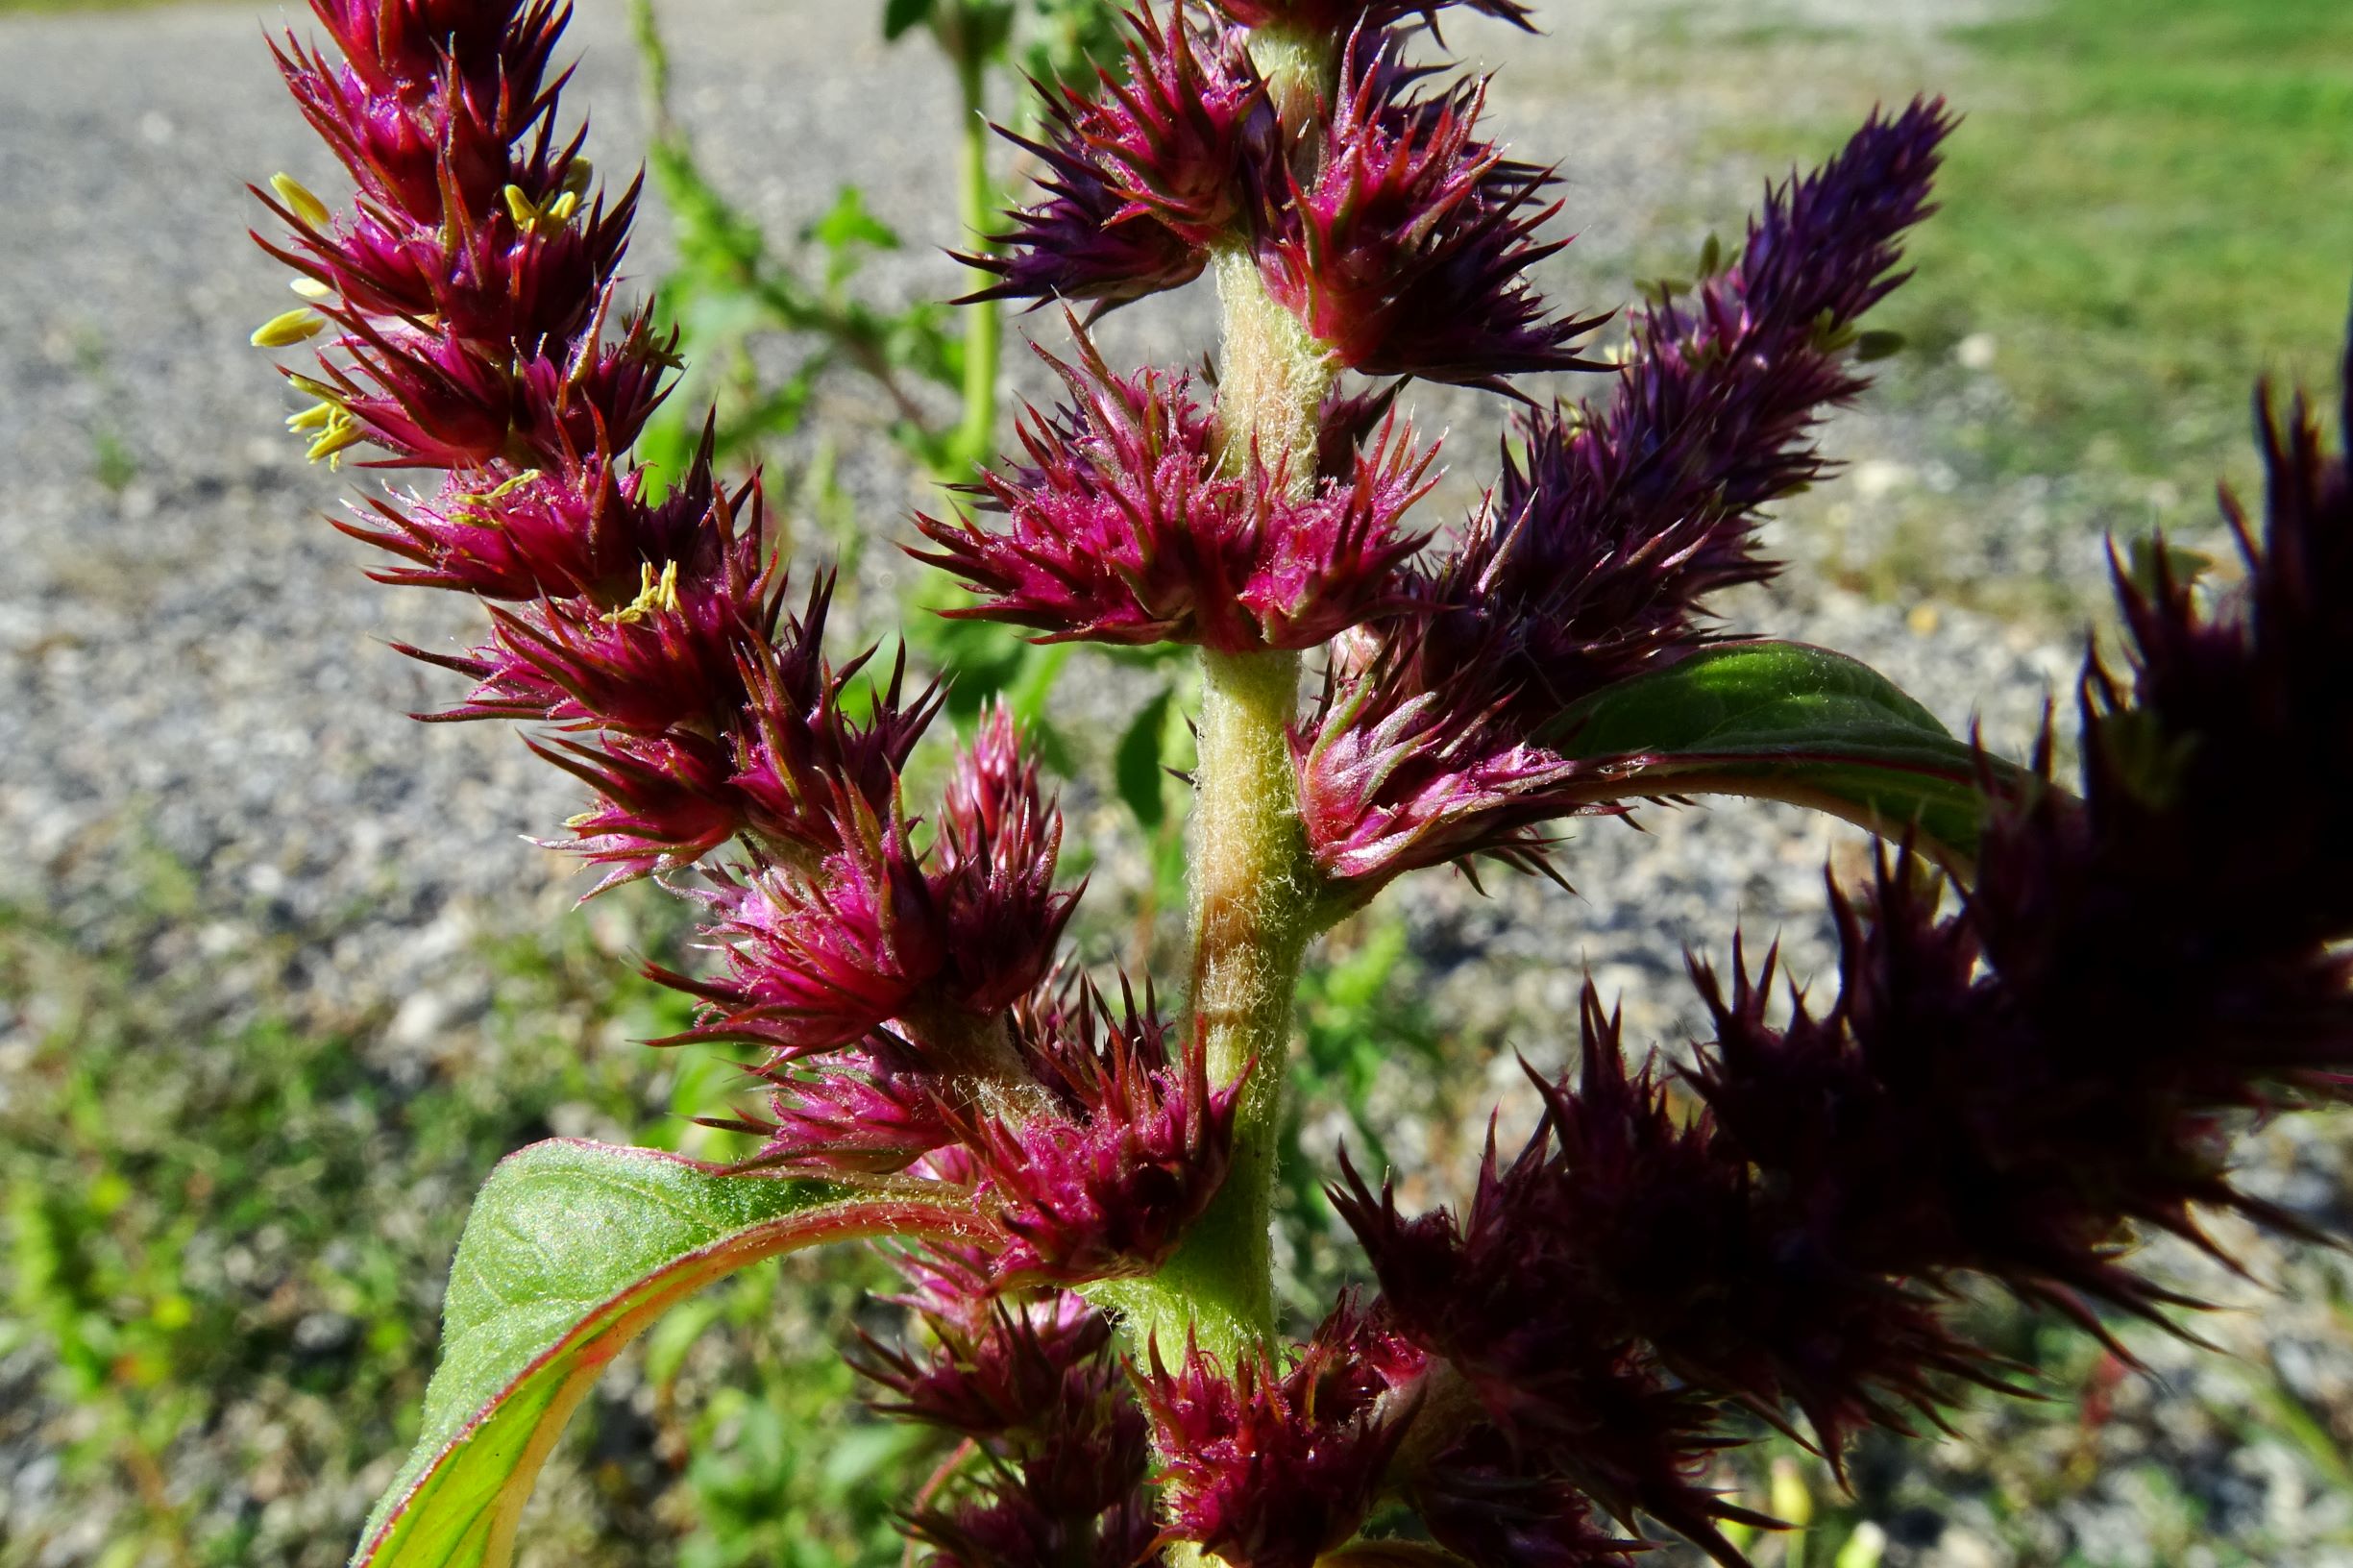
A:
1091 255 1337 1371
1094 648 1315 1363
951 44 1000 478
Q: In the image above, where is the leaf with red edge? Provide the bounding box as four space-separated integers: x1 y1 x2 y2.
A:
351 1139 989 1568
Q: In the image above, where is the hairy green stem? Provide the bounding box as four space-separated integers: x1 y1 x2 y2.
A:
1095 647 1316 1363
1092 256 1336 1371
951 45 1000 476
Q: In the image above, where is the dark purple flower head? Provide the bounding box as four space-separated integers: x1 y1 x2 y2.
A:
719 1045 957 1175
909 1478 1162 1568
869 1283 1161 1568
1411 98 1955 729
1140 1296 1429 1568
730 590 944 864
960 127 1208 315
339 448 679 602
858 1292 1115 1439
304 0 562 87
1256 32 1604 391
406 473 773 734
1331 1031 1774 1563
960 981 1239 1285
257 163 635 353
268 12 568 231
1062 8 1271 247
528 730 744 894
914 331 1434 651
1410 1426 1638 1568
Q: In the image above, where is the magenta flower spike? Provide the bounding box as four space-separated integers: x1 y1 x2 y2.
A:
1293 97 1957 902
913 327 1435 651
1140 1298 1428 1568
964 980 1241 1285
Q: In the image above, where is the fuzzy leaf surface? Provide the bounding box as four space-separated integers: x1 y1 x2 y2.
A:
352 1139 986 1568
1552 641 2008 860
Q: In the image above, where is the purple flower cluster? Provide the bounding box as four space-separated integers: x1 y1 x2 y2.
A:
1312 371 2353 1564
1293 99 1957 897
860 1262 1164 1568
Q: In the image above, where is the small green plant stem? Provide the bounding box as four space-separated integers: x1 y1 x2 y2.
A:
950 42 1000 477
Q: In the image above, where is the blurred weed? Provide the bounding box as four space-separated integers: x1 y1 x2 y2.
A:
628 0 1126 739
69 330 138 494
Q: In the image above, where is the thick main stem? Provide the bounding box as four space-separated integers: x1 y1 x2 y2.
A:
1093 254 1336 1368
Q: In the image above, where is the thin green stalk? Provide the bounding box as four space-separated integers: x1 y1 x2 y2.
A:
950 44 1000 477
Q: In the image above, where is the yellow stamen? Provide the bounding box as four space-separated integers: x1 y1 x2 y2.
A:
289 277 333 301
603 560 682 625
270 173 333 231
565 811 600 829
559 159 594 199
478 468 542 502
502 183 541 232
285 402 336 433
252 307 330 349
305 410 364 466
546 190 579 224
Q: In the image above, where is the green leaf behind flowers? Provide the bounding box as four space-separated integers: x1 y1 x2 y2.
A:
1552 641 2021 864
352 1140 988 1568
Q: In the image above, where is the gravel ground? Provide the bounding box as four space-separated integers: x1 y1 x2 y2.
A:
3 2 2346 1566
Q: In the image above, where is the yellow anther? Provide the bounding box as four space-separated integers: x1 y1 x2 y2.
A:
546 190 579 224
565 811 601 829
603 560 682 625
289 277 333 301
502 183 539 230
305 409 364 467
252 306 330 349
287 372 341 401
448 470 541 524
560 159 594 199
271 173 333 231
285 402 336 433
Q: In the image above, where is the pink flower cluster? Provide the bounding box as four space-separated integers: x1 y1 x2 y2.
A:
250 13 1240 1561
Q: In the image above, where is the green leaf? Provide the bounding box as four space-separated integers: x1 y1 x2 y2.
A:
1551 641 2014 862
1854 329 1909 362
352 1139 986 1568
1115 686 1176 830
881 0 935 40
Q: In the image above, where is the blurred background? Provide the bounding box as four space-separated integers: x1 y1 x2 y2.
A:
4 0 2352 1565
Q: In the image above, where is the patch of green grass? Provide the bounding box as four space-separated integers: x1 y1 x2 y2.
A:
1896 0 2353 480
0 872 901 1568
